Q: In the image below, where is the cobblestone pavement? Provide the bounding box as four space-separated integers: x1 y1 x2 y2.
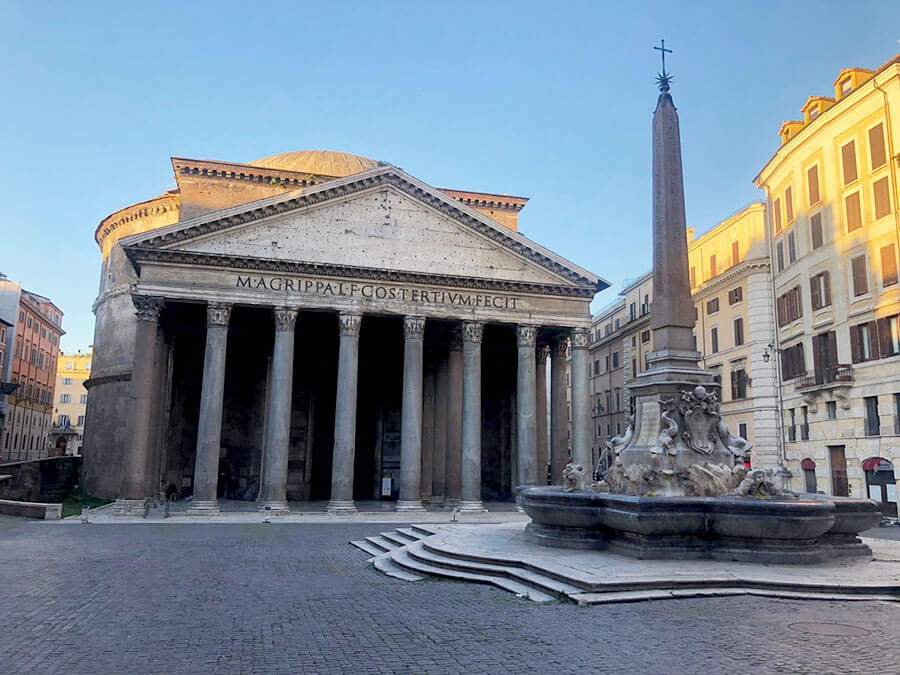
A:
0 516 898 674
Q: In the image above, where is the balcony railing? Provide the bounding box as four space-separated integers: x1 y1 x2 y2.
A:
795 364 853 391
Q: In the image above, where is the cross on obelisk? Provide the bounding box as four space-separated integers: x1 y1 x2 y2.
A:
654 39 672 76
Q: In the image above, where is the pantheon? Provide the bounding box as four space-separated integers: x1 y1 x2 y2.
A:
83 150 606 515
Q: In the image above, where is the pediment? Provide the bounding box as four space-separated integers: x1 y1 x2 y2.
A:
122 167 604 294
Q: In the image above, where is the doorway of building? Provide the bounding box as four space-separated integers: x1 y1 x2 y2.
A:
801 457 817 493
863 457 897 517
828 445 849 497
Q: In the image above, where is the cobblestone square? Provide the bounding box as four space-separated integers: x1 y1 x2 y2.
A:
0 516 898 674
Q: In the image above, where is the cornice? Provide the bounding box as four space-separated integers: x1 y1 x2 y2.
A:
124 247 597 299
95 193 180 246
121 169 603 292
691 259 770 299
92 285 132 314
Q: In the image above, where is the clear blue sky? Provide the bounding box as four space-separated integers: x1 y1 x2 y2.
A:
1 1 898 351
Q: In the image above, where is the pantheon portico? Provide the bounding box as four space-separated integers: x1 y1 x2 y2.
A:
82 151 606 515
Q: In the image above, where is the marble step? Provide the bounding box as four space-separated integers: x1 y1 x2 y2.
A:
569 587 900 605
372 552 425 582
410 524 441 537
350 540 384 558
405 540 581 599
364 535 400 553
395 527 429 542
388 546 556 604
380 531 415 548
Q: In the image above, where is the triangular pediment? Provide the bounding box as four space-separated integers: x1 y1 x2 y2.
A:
121 167 604 293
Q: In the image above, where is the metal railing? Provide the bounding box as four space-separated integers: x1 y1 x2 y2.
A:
795 364 853 391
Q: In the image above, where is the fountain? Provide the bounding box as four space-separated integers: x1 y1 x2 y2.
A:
518 57 881 564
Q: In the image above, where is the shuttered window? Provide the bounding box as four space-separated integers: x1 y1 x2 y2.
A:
776 286 803 327
788 231 797 264
810 271 831 310
841 140 857 184
728 286 743 305
807 165 820 206
869 123 886 169
882 244 898 287
733 317 744 347
785 186 794 223
850 321 880 363
773 197 782 233
781 342 806 381
710 327 719 354
878 315 900 357
776 240 785 272
874 177 890 219
706 297 719 315
851 255 868 296
845 192 862 231
810 213 824 249
730 368 748 400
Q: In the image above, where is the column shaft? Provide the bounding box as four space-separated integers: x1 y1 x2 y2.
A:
397 316 426 511
570 327 592 470
187 303 232 515
327 313 361 513
258 308 298 512
535 346 549 485
516 325 538 489
549 339 569 484
114 295 164 516
444 327 464 505
431 353 448 503
459 321 486 512
420 357 436 503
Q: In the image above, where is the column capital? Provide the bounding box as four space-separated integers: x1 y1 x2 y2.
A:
273 308 298 332
448 326 464 352
462 321 484 344
404 315 426 340
516 324 538 348
132 295 164 322
536 344 550 365
551 337 570 358
570 327 590 349
338 312 362 337
206 302 232 327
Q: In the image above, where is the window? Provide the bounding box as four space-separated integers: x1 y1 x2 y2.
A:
874 177 891 219
709 254 717 279
631 336 636 347
597 424 602 438
810 213 824 250
731 241 739 266
807 165 820 205
864 396 880 436
710 327 719 354
593 360 600 376
733 317 744 347
690 266 696 288
788 408 796 442
845 192 861 231
57 414 69 427
781 342 806 381
605 392 610 411
895 394 900 434
730 367 747 400
59 393 70 404
774 197 782 232
63 377 72 385
79 394 87 404
728 286 742 305
604 355 609 371
787 231 797 264
851 255 868 296
801 406 809 441
77 415 85 426
738 423 748 440
785 186 794 223
840 78 852 97
66 361 74 370
776 240 785 272
851 321 880 363
878 314 900 357
614 318 620 329
615 388 621 411
869 123 886 169
706 297 719 315
882 244 898 287
612 352 619 368
810 271 831 310
632 357 637 376
776 286 803 327
841 140 857 184
826 401 837 420
630 302 636 321
27 317 32 328
641 330 650 344
642 294 649 315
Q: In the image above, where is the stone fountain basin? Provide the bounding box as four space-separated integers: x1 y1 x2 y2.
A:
518 486 882 563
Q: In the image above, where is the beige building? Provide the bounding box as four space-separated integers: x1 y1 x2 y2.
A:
52 347 92 455
754 55 900 515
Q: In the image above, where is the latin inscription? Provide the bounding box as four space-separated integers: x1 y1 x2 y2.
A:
236 275 519 309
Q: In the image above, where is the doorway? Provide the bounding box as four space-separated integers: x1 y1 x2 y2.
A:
828 445 849 497
863 457 897 517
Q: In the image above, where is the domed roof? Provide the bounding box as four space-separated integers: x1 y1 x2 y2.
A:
249 150 380 177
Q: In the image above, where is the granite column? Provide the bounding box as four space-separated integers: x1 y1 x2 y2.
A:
327 312 362 513
397 315 426 512
535 345 549 485
570 327 592 470
459 321 486 512
430 352 448 504
549 337 569 484
516 325 539 489
444 326 464 506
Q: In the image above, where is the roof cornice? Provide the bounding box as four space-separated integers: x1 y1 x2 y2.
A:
691 258 770 298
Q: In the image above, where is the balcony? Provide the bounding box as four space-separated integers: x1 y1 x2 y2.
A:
795 364 853 391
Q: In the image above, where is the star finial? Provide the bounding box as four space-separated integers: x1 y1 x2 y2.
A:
653 39 673 91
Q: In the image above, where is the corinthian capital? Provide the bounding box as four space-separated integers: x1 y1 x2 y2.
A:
273 308 298 332
448 326 464 352
570 327 589 349
463 321 484 344
516 324 538 348
552 337 570 358
132 295 164 322
206 302 232 327
338 312 362 337
536 344 550 365
404 315 426 340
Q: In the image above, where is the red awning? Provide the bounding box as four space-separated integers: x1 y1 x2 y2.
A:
862 457 894 471
801 458 816 470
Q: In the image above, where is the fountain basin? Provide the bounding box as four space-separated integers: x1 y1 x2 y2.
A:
518 486 882 564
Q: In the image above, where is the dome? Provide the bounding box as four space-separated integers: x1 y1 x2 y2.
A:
249 150 380 177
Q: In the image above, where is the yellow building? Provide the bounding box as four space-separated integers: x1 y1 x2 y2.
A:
52 347 92 455
754 55 900 515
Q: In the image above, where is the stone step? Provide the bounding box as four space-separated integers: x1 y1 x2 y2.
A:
406 540 581 599
388 547 556 604
395 527 428 542
371 553 425 582
380 531 414 548
410 524 441 537
364 535 399 553
350 540 384 558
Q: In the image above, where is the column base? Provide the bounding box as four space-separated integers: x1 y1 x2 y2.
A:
429 495 445 506
110 498 148 518
185 500 220 516
457 499 488 514
444 498 461 508
395 500 427 513
326 500 357 514
257 500 290 514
